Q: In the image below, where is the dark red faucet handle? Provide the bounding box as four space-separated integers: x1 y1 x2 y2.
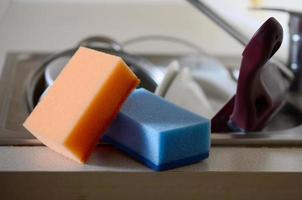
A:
242 17 283 65
211 17 284 133
211 96 235 133
229 17 284 132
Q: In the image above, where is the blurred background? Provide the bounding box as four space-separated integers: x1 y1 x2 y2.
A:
0 0 301 72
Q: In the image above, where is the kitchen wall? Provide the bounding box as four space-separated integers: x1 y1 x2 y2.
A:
0 0 10 19
0 0 300 72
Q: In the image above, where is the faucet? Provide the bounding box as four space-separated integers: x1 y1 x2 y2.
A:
186 0 295 91
250 8 302 93
187 0 249 46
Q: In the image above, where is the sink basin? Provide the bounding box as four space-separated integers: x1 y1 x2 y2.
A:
23 54 302 146
1 52 302 146
265 101 302 131
146 54 302 146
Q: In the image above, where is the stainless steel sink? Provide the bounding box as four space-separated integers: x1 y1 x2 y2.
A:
147 54 302 146
265 101 302 131
1 52 302 146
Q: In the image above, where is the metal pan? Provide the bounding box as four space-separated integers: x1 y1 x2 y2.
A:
26 36 160 111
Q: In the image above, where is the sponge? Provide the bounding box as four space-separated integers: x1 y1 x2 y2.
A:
103 88 210 171
23 47 140 163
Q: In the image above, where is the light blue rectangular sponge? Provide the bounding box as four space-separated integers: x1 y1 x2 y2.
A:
103 88 210 171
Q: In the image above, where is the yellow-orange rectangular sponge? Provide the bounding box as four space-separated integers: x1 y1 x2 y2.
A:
23 47 140 163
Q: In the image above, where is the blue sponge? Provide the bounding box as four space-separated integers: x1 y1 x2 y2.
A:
103 88 210 171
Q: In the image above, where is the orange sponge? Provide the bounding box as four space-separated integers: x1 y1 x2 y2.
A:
23 47 140 163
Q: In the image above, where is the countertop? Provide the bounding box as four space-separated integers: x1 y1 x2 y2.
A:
1 146 302 172
1 146 302 199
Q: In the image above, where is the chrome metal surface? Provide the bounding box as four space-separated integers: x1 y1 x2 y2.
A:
26 48 159 112
78 36 123 52
186 0 249 46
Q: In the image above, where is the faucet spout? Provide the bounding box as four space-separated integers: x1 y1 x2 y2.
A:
187 0 293 88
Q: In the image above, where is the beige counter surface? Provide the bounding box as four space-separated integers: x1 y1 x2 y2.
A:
1 146 302 200
1 146 302 172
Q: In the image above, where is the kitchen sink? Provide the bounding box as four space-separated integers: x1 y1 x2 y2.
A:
1 52 302 146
